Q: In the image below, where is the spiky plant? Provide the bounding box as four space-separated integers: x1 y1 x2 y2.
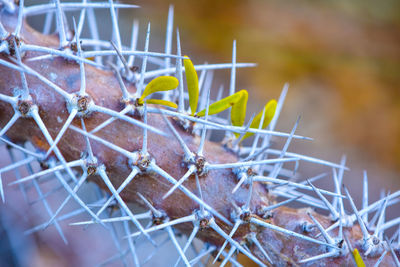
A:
0 1 399 266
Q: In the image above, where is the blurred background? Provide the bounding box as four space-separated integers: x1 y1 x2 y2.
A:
129 0 400 195
1 0 400 266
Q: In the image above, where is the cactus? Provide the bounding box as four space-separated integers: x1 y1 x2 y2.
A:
0 1 399 266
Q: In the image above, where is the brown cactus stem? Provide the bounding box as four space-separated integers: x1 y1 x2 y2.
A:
0 12 397 266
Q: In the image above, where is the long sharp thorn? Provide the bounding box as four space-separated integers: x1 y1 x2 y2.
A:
14 41 30 99
75 0 87 40
122 209 140 267
208 157 299 170
26 198 107 234
224 39 237 135
128 20 139 67
8 159 82 186
213 220 242 264
250 107 267 159
149 107 312 140
0 22 7 39
42 11 53 35
164 5 174 71
163 165 196 199
86 3 101 64
262 196 302 212
332 168 343 217
109 62 130 99
45 169 105 229
176 29 185 112
299 250 338 264
197 68 207 96
249 234 272 264
379 217 400 235
80 118 94 159
244 176 254 210
160 110 193 159
5 149 29 202
22 153 67 243
108 0 122 53
332 155 347 209
229 40 236 96
269 116 300 178
195 173 205 214
374 251 388 267
69 125 133 158
384 235 400 267
326 190 400 235
166 226 191 267
369 199 384 229
82 48 185 61
339 198 344 240
21 44 99 68
24 3 139 17
0 113 20 137
267 148 346 169
54 0 68 48
198 69 212 111
374 193 390 237
142 103 148 154
108 218 127 266
96 167 140 217
220 246 237 267
45 172 89 221
308 212 334 244
13 58 72 99
232 172 247 194
150 163 232 225
71 212 151 226
0 56 29 73
337 155 347 184
307 180 340 219
174 225 199 267
0 93 17 105
14 0 24 37
73 19 86 96
189 246 216 266
362 171 369 223
45 108 78 158
140 233 170 265
110 41 130 80
293 160 300 175
136 22 150 97
398 225 400 244
233 113 255 149
268 83 289 134
209 218 266 267
97 167 154 245
254 175 343 198
198 86 211 156
31 109 79 183
90 105 132 134
92 104 166 137
137 192 163 218
273 190 326 210
127 214 196 238
250 217 337 249
343 185 370 241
